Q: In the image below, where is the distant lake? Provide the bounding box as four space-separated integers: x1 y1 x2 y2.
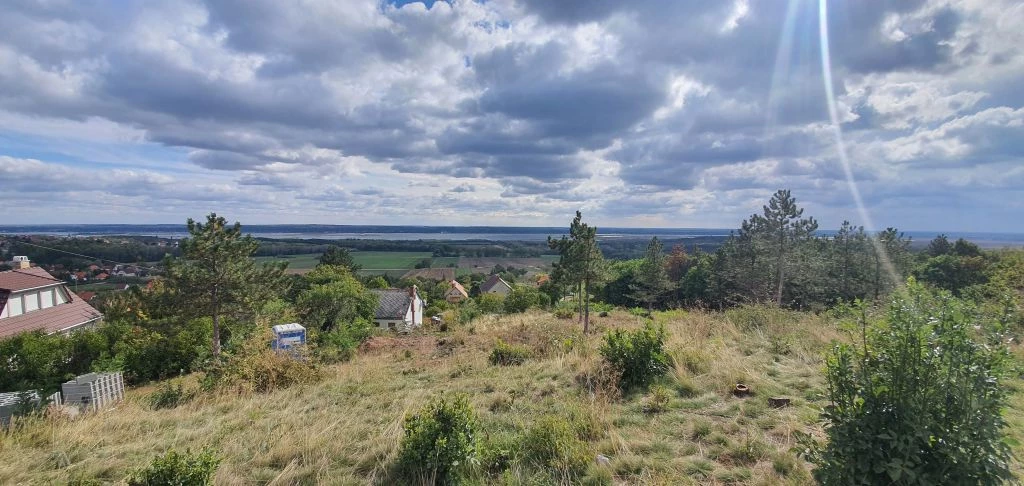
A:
1 224 1022 247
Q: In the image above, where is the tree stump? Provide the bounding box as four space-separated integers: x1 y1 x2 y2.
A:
733 383 750 397
768 397 791 408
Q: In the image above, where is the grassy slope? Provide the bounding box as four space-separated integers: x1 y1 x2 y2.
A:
1 309 1019 484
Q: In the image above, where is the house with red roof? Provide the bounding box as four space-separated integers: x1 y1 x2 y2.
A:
0 259 103 339
445 280 469 303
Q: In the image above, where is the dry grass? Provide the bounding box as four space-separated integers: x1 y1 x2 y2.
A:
0 307 1018 484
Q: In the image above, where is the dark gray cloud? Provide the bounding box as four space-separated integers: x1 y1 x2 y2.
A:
0 0 1021 230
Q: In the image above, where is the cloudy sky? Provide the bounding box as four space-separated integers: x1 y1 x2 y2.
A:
1 0 1022 231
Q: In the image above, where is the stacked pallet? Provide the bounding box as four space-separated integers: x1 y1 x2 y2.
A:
61 372 124 411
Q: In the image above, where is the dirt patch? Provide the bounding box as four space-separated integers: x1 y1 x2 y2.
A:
359 335 436 355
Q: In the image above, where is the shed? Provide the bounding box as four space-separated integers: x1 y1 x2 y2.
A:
272 323 306 350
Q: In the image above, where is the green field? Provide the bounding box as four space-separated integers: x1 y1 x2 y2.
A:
254 252 556 276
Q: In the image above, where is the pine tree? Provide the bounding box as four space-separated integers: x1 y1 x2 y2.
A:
746 190 818 306
631 237 672 311
549 211 605 333
166 213 286 356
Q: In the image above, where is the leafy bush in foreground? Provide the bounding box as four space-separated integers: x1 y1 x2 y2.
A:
201 331 321 394
804 282 1013 484
398 394 478 485
148 382 195 410
599 322 668 390
128 448 219 486
488 339 530 366
522 415 591 482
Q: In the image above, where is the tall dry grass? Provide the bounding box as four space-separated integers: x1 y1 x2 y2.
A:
0 307 919 484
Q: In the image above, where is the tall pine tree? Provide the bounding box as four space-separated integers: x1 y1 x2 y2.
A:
166 213 287 356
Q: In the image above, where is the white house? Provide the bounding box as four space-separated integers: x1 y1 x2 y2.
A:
0 260 103 339
480 275 513 296
371 286 424 332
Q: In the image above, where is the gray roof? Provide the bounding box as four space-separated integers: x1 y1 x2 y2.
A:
371 289 413 319
480 275 511 293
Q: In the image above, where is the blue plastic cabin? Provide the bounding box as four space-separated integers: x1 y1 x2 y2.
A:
271 323 306 350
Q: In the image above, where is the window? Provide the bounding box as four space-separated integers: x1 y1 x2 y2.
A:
39 289 54 309
8 295 24 316
24 292 39 312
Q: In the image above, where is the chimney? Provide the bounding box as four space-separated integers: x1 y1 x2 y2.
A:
410 285 418 326
12 256 30 270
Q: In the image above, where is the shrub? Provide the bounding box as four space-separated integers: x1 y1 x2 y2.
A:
478 431 519 475
314 324 365 364
127 448 219 486
504 286 544 314
458 300 482 324
803 282 1013 484
522 416 590 482
148 382 195 410
397 394 478 485
477 293 505 314
202 331 322 394
599 323 669 391
553 303 575 319
488 339 530 366
641 385 672 414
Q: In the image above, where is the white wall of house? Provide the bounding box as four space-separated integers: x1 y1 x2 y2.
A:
0 286 69 319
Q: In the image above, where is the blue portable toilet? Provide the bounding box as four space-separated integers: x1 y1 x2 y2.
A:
271 323 306 350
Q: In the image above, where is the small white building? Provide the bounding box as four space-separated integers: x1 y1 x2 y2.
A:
371 286 424 332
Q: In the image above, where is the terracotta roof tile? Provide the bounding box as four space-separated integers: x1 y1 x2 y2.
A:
0 297 103 339
448 280 468 297
0 267 62 292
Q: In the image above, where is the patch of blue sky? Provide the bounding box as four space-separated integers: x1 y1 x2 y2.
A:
0 131 198 175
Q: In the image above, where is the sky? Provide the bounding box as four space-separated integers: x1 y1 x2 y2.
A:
0 0 1022 232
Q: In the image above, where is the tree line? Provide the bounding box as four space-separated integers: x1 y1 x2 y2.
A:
546 189 1023 333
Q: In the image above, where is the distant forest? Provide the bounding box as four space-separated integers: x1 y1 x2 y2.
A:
0 233 727 269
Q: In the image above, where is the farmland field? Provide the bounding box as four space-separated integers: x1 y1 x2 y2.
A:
254 252 557 276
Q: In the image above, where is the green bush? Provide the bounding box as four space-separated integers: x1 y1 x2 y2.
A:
477 294 505 314
522 416 590 482
148 382 195 410
127 448 219 486
314 323 367 364
553 302 575 319
398 394 478 485
803 282 1013 484
504 286 546 314
599 323 669 391
641 385 672 414
478 431 520 475
488 339 531 366
202 331 322 394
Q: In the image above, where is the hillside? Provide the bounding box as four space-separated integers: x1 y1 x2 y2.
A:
6 307 1018 484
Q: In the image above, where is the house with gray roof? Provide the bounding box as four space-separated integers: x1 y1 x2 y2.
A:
480 275 513 296
370 286 424 332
